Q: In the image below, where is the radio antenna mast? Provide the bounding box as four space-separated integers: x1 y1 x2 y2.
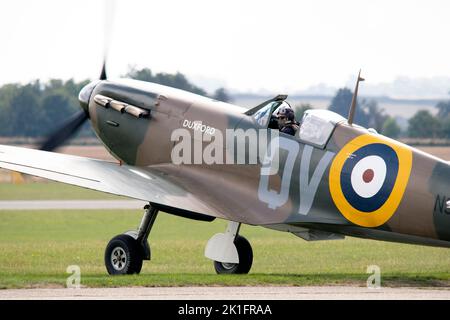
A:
348 70 365 125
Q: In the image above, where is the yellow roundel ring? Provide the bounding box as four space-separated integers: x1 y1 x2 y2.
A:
329 134 412 227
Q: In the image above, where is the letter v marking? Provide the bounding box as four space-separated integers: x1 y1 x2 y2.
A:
298 145 335 215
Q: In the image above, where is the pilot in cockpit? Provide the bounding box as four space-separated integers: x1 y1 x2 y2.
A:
269 102 300 136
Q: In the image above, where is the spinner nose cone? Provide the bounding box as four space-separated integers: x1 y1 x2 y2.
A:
78 80 99 114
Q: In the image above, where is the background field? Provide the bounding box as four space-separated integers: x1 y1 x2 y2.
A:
0 146 449 289
0 208 449 289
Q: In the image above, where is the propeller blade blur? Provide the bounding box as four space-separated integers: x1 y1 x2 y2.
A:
100 0 116 80
40 0 115 151
100 59 107 80
39 110 88 152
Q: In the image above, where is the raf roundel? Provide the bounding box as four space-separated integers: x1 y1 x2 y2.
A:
329 134 412 227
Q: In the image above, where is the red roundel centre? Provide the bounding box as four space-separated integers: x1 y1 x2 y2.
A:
362 169 374 183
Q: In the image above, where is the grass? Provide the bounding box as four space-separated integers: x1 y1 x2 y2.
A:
0 210 449 289
0 181 121 200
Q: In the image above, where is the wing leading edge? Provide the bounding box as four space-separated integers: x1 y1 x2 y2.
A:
0 144 218 217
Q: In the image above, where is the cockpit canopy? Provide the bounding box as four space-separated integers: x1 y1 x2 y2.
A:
252 100 345 148
297 109 345 148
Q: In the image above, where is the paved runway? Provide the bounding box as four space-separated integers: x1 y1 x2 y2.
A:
0 200 146 210
0 286 449 300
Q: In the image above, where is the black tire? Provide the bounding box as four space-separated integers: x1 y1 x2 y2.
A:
105 234 143 275
214 235 253 274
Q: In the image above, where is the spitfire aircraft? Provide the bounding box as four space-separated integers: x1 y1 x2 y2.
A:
0 66 449 275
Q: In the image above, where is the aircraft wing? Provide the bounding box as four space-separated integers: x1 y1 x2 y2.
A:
0 144 218 216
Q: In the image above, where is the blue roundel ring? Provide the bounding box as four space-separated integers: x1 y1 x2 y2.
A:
340 143 399 212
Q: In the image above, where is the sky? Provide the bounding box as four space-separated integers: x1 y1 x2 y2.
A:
1 0 450 98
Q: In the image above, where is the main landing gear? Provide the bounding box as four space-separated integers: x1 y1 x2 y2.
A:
204 221 253 274
105 204 157 275
104 204 253 275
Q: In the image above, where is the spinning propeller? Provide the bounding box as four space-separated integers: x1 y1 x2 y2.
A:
40 1 114 151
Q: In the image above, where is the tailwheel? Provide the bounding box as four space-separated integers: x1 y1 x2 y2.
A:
214 235 253 274
105 234 144 275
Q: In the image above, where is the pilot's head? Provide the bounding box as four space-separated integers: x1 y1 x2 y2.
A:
276 103 295 128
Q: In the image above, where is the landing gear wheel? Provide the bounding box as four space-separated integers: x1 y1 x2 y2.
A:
214 235 253 274
105 234 144 275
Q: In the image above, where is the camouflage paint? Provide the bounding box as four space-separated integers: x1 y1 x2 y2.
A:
87 78 450 247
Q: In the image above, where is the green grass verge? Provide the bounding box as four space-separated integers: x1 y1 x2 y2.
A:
0 182 121 200
0 210 449 289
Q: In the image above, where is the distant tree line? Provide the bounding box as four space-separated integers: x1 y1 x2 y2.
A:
406 99 450 139
0 67 232 138
0 79 90 138
1 69 450 140
126 67 232 103
326 88 400 137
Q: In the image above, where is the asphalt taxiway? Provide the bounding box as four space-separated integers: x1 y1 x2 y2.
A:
0 286 449 300
0 200 146 210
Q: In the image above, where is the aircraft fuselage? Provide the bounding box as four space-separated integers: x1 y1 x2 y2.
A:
88 79 450 248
